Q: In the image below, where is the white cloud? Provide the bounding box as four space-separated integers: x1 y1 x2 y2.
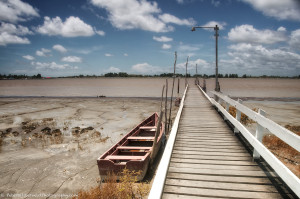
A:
22 55 34 60
228 25 288 44
241 0 300 21
36 48 51 57
0 22 32 46
95 29 105 36
211 0 220 7
131 62 165 74
177 43 201 57
61 56 82 63
0 0 39 23
289 29 300 51
53 44 67 53
222 43 300 74
202 21 227 30
178 43 200 52
277 26 286 32
162 44 171 49
105 66 121 73
105 53 113 57
176 0 185 4
177 58 211 71
124 53 128 56
158 14 195 26
36 16 95 37
0 32 30 46
72 46 103 55
153 36 173 42
91 0 195 32
0 22 33 35
31 61 78 70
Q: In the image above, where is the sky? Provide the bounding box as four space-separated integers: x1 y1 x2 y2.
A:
0 0 300 77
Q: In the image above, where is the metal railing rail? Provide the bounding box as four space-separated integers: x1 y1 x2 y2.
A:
196 85 300 197
148 85 188 199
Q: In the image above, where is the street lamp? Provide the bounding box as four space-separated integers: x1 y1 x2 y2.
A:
191 25 220 92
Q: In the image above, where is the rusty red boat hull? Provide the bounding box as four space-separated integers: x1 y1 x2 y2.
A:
97 112 164 181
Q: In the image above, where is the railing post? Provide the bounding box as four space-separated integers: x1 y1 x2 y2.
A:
234 99 242 134
225 102 229 121
253 109 266 159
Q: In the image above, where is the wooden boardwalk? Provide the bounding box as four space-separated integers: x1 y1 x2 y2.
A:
161 84 294 199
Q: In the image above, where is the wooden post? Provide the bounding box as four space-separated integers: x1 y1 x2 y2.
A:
168 52 177 132
151 85 164 161
234 99 242 134
203 78 206 92
177 78 180 95
165 79 168 133
253 109 266 159
185 56 189 87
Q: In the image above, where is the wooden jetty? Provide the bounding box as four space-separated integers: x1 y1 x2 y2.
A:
149 84 299 199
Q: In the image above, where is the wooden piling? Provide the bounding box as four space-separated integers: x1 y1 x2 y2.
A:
168 52 177 133
165 79 168 133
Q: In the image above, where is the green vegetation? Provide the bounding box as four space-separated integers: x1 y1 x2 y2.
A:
0 73 42 80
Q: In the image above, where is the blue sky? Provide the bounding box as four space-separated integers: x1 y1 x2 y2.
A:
0 0 300 77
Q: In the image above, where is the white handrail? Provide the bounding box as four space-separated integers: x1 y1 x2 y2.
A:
202 89 300 197
148 85 189 199
211 91 300 152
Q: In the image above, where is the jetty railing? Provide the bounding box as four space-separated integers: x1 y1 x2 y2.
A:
196 85 300 197
148 85 189 199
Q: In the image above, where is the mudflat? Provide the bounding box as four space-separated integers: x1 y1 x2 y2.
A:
0 97 177 199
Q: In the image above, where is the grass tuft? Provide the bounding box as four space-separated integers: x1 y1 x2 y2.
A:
224 106 256 126
73 168 150 199
263 125 300 178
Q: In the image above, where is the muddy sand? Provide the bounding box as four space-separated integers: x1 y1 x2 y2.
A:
0 98 177 199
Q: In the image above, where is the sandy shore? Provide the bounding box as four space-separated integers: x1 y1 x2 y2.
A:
0 98 177 199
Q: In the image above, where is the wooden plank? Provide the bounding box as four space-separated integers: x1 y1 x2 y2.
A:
170 157 257 166
173 143 245 150
117 146 151 150
174 141 244 147
127 136 154 140
168 167 274 177
173 146 247 153
105 155 148 160
163 185 283 199
163 193 227 199
171 150 251 157
169 162 261 171
175 138 239 143
165 178 279 192
166 172 273 184
176 134 236 139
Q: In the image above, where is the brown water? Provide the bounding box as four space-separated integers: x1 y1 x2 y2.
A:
0 78 185 97
0 78 299 99
204 78 300 99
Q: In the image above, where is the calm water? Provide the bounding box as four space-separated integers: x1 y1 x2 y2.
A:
0 78 299 99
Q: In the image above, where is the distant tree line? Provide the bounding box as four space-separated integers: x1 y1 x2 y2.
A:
2 73 299 79
0 73 42 80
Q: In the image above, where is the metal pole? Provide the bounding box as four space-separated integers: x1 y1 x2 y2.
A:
215 25 220 92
